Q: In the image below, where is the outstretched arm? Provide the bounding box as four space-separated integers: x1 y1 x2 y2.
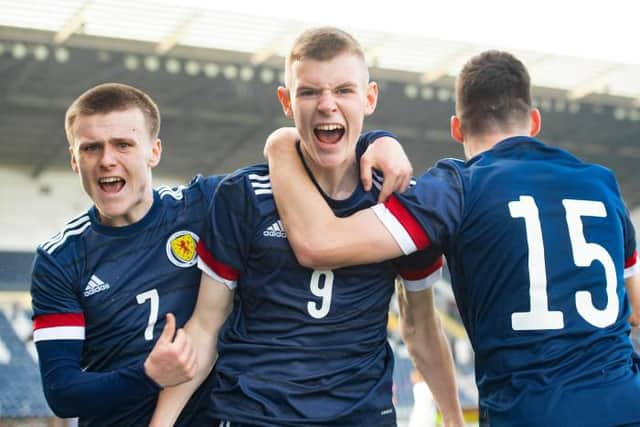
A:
265 133 403 270
150 273 233 426
396 283 464 427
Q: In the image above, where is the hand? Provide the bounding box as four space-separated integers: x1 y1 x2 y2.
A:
264 127 299 159
144 313 197 387
359 136 413 203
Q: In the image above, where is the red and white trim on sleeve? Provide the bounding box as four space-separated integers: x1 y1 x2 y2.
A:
196 241 239 289
33 313 85 342
624 250 639 278
398 256 444 292
371 195 430 255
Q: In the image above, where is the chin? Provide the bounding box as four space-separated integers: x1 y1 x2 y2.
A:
96 201 128 219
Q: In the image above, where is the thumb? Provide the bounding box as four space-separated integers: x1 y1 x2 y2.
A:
360 155 373 191
159 313 176 343
378 178 394 203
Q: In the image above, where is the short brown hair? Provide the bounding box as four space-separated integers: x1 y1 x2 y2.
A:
456 50 532 136
65 83 160 144
285 27 367 86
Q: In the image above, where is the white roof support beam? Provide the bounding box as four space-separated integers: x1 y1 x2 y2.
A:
250 26 301 65
53 0 93 44
419 47 472 84
567 65 621 100
363 33 391 68
155 11 200 55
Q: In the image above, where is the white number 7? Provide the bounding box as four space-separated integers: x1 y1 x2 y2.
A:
136 289 159 341
509 196 618 331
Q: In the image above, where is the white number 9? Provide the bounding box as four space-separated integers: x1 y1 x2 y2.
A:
307 270 334 319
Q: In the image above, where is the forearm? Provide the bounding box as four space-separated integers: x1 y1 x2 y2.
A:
266 139 336 262
267 142 402 269
398 287 463 426
150 320 218 426
406 317 464 426
36 340 159 418
151 276 232 427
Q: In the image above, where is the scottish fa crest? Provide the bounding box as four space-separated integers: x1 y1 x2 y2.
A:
166 230 199 268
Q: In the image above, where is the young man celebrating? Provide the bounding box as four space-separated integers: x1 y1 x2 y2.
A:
266 50 640 426
151 27 463 427
30 83 221 426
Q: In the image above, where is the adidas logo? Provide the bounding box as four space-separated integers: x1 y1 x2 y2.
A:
84 274 111 297
263 220 287 238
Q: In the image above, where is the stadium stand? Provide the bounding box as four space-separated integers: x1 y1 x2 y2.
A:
0 251 64 425
0 304 53 423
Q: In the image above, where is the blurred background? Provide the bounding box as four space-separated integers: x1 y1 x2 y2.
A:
0 1 639 425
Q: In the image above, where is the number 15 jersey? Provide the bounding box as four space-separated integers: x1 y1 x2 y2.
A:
374 136 640 427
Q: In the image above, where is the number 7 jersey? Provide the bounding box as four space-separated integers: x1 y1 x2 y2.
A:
30 175 222 426
373 136 640 426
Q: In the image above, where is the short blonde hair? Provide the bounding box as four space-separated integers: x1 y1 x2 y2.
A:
285 26 368 87
65 83 160 145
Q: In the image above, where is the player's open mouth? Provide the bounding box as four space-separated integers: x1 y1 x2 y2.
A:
314 124 345 144
98 176 125 193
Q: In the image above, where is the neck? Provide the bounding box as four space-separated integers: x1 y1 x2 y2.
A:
464 130 530 160
299 145 359 200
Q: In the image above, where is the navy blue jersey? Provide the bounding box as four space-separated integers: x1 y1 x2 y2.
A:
373 137 640 426
196 161 441 427
31 175 222 426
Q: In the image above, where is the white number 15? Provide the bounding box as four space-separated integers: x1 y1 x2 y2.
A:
508 196 618 331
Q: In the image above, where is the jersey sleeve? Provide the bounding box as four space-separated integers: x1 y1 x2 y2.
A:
394 247 444 292
197 171 258 289
355 129 398 160
195 174 226 205
31 249 84 339
30 250 159 418
371 159 464 255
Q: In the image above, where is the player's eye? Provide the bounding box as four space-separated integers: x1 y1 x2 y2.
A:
337 87 355 95
81 143 101 152
298 89 316 97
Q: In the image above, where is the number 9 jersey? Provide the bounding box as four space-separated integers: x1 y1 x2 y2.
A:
373 136 640 427
196 160 443 427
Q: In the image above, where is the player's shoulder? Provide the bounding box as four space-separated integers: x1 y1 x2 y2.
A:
156 174 220 201
218 163 271 196
418 157 465 189
551 147 621 193
37 210 92 258
434 157 465 171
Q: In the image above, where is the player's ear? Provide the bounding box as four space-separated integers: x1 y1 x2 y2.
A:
277 86 293 119
450 115 464 144
364 81 379 116
529 108 541 137
148 138 162 168
69 145 79 174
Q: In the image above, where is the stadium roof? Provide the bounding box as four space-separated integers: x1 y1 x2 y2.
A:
0 1 639 209
0 0 639 103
